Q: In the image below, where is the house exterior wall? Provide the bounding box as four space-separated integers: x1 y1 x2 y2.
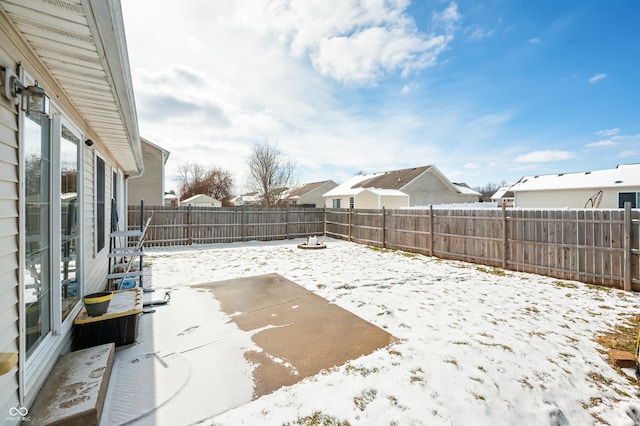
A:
128 142 164 207
380 194 410 209
355 190 377 208
0 33 20 418
514 187 640 208
325 195 351 209
83 147 120 296
354 190 409 209
402 170 478 206
0 11 134 413
299 182 338 207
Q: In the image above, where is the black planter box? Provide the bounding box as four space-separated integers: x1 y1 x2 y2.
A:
74 288 142 348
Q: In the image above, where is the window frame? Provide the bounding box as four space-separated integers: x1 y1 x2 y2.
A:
618 192 639 209
95 154 106 254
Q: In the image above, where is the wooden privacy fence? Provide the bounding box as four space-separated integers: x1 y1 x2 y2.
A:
127 206 325 247
129 205 639 291
324 205 639 291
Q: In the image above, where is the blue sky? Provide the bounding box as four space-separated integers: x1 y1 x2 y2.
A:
121 1 639 194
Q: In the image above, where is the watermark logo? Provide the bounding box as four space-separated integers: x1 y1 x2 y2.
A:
7 406 30 422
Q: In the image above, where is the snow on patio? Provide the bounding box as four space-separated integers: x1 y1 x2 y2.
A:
108 238 639 425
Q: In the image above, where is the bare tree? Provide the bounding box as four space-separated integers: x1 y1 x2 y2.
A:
246 141 297 207
474 180 508 202
177 162 233 202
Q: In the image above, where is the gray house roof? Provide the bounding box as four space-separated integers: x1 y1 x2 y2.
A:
352 166 431 190
288 180 335 199
325 165 481 198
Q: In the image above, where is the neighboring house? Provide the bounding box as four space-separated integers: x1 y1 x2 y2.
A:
509 164 640 208
164 192 180 206
323 165 481 209
284 180 338 207
490 187 515 207
181 194 222 207
128 137 170 207
0 0 144 415
233 192 261 206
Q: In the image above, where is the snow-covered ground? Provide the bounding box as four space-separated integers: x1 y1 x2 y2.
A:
136 238 639 425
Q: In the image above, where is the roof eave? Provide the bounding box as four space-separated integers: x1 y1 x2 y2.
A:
83 0 143 176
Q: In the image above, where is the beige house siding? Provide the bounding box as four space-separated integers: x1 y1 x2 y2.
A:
298 182 337 207
128 139 166 207
354 190 409 209
402 170 475 205
379 194 409 209
514 187 640 209
325 195 352 209
0 43 20 417
355 190 378 208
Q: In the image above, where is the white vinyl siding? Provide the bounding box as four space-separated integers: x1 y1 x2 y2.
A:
514 188 640 209
83 148 117 295
0 54 20 417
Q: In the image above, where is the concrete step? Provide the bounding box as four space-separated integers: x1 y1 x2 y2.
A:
29 343 115 426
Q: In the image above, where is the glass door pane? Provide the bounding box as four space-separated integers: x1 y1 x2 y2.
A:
60 125 80 321
24 112 51 357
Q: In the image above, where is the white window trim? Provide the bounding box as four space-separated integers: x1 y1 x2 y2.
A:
19 90 87 403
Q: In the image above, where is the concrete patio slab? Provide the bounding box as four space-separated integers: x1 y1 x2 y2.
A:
195 273 397 397
102 273 395 425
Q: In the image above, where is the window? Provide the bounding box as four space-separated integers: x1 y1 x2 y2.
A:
349 197 355 209
96 156 106 251
60 124 80 321
332 199 341 208
618 192 639 208
24 111 52 357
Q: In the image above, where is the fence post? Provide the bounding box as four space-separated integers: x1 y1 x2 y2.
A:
429 205 434 256
502 204 508 269
285 206 289 239
382 207 386 249
348 208 352 242
323 206 327 236
624 202 632 291
187 204 192 245
241 207 246 242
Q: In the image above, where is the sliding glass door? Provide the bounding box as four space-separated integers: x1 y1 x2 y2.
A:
60 125 80 321
24 112 51 357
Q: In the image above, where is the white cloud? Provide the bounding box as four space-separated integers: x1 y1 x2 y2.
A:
618 150 637 158
433 2 461 30
528 37 541 44
588 73 607 84
242 0 461 85
121 1 523 192
464 162 480 169
595 128 619 136
586 133 639 149
514 150 575 163
585 140 617 148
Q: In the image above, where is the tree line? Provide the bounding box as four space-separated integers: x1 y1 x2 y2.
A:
177 140 508 206
177 140 296 207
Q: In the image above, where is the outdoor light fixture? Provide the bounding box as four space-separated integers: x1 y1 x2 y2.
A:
0 66 50 116
19 81 50 116
0 66 22 104
85 139 94 147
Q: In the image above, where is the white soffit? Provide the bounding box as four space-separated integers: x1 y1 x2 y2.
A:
1 0 143 175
